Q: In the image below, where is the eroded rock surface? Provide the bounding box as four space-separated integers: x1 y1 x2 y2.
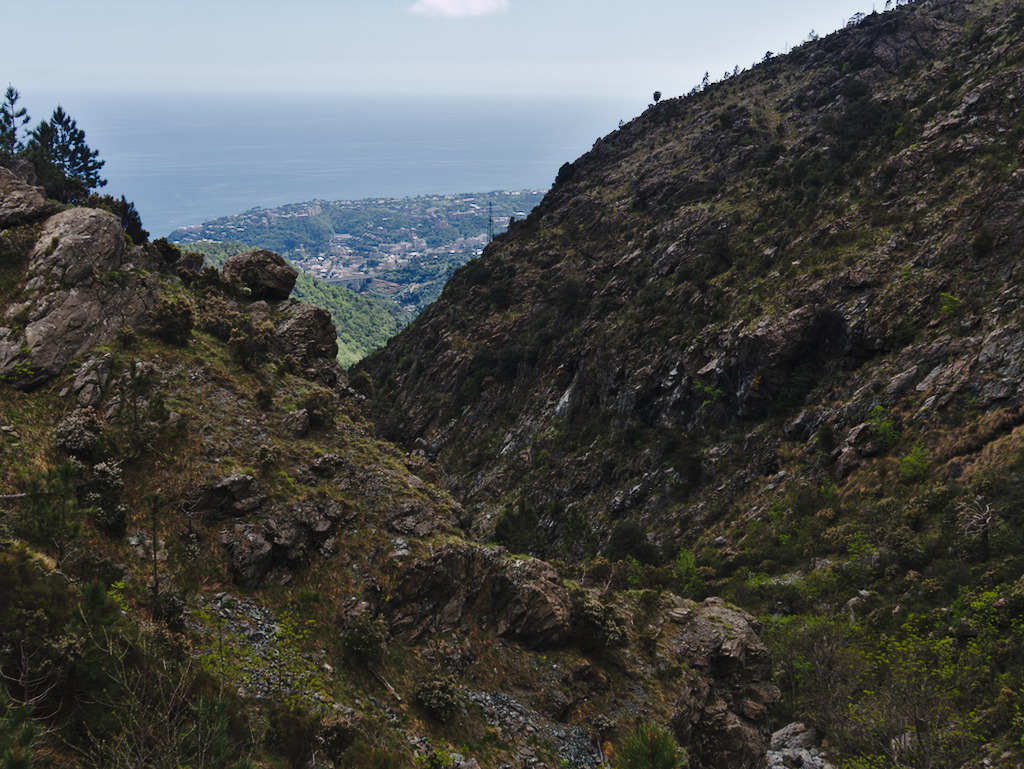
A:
387 543 574 649
0 208 159 388
668 598 780 769
222 249 298 300
0 166 58 228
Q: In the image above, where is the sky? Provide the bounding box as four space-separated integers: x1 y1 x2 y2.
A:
5 0 875 100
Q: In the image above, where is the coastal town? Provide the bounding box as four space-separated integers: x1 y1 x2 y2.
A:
170 190 544 312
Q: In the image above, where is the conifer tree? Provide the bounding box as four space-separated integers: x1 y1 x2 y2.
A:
25 105 106 203
0 85 30 159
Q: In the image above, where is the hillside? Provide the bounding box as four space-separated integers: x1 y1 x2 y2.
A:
0 167 782 767
363 0 1024 764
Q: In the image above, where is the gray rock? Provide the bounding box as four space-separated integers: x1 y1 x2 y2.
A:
71 354 114 407
184 474 266 520
0 208 158 388
220 524 274 588
770 723 822 751
282 408 310 437
0 166 58 228
765 723 834 769
274 301 339 362
387 543 573 649
668 600 779 769
27 208 127 285
222 249 297 300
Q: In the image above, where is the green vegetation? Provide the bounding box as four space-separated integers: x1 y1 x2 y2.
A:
23 105 105 204
612 722 686 769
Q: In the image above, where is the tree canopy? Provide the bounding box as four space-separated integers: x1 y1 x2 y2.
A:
25 105 106 203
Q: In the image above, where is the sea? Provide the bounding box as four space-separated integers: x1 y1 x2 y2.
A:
25 92 643 238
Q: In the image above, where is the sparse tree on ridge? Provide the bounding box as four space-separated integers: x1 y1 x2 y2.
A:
0 85 30 159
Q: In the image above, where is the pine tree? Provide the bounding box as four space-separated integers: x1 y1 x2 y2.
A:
0 85 30 159
25 105 106 203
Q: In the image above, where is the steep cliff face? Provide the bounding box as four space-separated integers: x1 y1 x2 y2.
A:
365 0 1024 762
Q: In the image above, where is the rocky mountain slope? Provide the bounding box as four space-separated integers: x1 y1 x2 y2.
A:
1 164 781 767
364 0 1024 764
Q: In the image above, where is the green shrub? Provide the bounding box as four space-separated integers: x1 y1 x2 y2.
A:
605 520 660 566
673 549 703 598
340 614 389 668
613 721 686 769
900 444 930 484
53 408 103 460
413 674 462 723
146 295 194 346
229 316 274 370
300 386 338 428
869 406 899 451
570 587 628 651
267 702 320 769
0 671 41 768
491 502 544 556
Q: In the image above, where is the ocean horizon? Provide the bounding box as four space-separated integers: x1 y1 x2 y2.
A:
22 92 643 238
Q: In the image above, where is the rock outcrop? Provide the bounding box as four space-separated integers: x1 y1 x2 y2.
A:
222 249 298 300
667 598 779 769
219 496 355 587
274 301 339 363
184 473 267 520
0 207 159 388
0 166 58 228
386 543 574 649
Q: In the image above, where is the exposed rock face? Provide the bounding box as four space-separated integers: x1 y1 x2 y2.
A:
0 166 58 228
765 723 834 769
386 543 573 649
26 208 128 283
274 301 339 362
222 249 298 300
0 208 159 388
184 474 267 520
667 599 779 769
219 496 355 587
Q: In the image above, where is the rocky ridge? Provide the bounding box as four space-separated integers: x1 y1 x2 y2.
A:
364 0 1024 764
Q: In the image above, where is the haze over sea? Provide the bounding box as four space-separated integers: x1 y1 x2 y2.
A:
26 92 641 238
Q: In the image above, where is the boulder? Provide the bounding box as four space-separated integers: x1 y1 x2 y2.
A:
387 543 573 649
27 208 127 285
765 723 834 769
0 166 58 229
222 250 297 300
282 408 311 437
274 301 339 362
220 523 274 588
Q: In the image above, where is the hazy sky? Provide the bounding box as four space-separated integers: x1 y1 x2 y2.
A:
5 0 873 99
